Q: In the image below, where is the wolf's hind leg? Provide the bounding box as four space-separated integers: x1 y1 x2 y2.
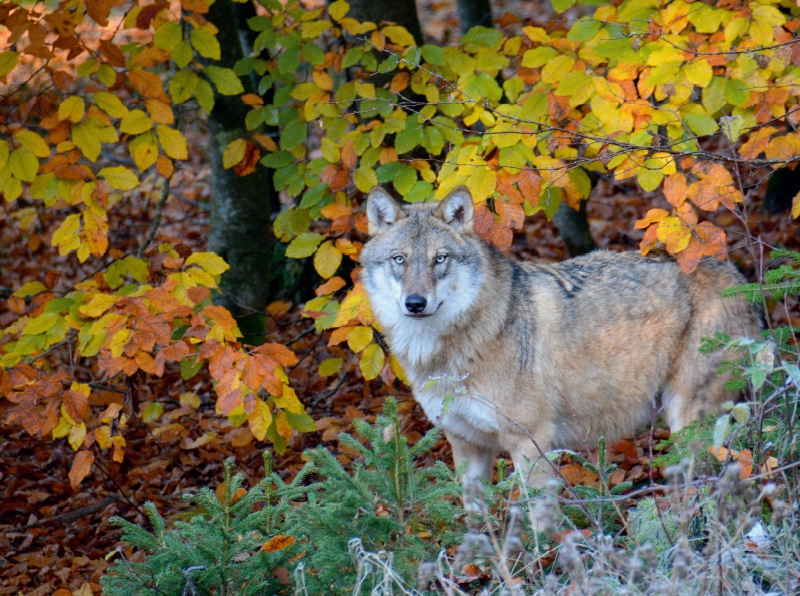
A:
663 355 728 434
510 442 553 490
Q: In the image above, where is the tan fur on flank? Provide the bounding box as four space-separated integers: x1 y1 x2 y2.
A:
360 186 763 490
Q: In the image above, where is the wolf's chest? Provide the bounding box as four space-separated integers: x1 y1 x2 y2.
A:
414 384 501 441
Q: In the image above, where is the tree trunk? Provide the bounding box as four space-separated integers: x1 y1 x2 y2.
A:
553 200 597 258
205 0 278 344
457 0 493 33
345 0 424 45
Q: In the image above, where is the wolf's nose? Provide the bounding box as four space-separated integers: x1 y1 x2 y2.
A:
405 294 427 314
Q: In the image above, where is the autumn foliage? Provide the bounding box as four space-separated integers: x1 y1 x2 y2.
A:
3 0 800 487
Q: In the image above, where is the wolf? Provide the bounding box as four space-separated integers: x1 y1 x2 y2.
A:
360 185 763 491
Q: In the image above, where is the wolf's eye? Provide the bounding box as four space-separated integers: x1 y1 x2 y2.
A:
435 255 447 264
393 255 405 265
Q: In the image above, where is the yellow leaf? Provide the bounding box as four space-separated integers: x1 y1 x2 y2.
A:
683 59 713 88
25 312 60 335
347 325 373 353
180 392 201 409
382 25 415 46
636 159 664 192
389 353 408 384
78 293 118 318
51 213 81 255
108 328 131 357
99 166 140 190
332 292 362 327
156 125 188 160
223 138 247 169
320 138 340 163
185 252 230 275
273 384 305 415
657 216 692 253
466 167 496 203
360 343 385 380
792 191 800 219
95 425 111 449
329 0 349 21
14 129 50 158
120 109 154 134
93 92 129 118
68 450 94 487
129 131 160 172
248 398 273 441
354 167 377 193
59 96 85 123
313 241 342 279
142 402 164 423
68 423 87 451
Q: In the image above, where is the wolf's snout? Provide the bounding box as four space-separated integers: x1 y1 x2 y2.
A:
405 294 427 314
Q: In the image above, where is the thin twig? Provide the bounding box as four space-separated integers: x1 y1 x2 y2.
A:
137 176 172 259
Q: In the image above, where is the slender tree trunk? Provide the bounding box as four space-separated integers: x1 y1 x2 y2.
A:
457 0 493 33
205 0 278 343
346 0 424 45
553 200 597 257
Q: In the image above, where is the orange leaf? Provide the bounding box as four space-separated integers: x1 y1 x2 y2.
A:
69 450 95 488
676 237 704 273
316 276 346 296
241 93 264 107
128 69 169 102
634 208 668 229
560 463 598 485
663 173 688 207
261 535 296 553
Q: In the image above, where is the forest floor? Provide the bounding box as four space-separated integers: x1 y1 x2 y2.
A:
2 0 800 594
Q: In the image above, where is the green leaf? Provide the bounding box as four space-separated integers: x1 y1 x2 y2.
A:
171 41 193 68
261 151 296 168
286 232 324 258
280 120 307 150
204 66 244 95
724 78 749 108
154 21 182 51
168 69 197 105
421 44 445 66
523 47 559 68
9 148 38 182
460 26 502 48
195 78 215 113
180 355 203 380
712 414 731 449
684 113 719 137
551 0 577 14
568 18 602 41
319 357 343 376
702 76 726 115
190 28 221 60
14 281 47 298
0 50 19 77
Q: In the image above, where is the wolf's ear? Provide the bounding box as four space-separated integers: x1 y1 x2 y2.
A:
367 187 406 235
435 186 474 231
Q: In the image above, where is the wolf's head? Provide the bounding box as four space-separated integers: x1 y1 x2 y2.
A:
360 186 485 350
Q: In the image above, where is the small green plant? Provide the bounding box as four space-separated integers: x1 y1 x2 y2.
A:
100 455 311 596
562 437 633 535
295 397 464 594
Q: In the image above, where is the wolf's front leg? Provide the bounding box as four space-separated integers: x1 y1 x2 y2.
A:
446 432 497 513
